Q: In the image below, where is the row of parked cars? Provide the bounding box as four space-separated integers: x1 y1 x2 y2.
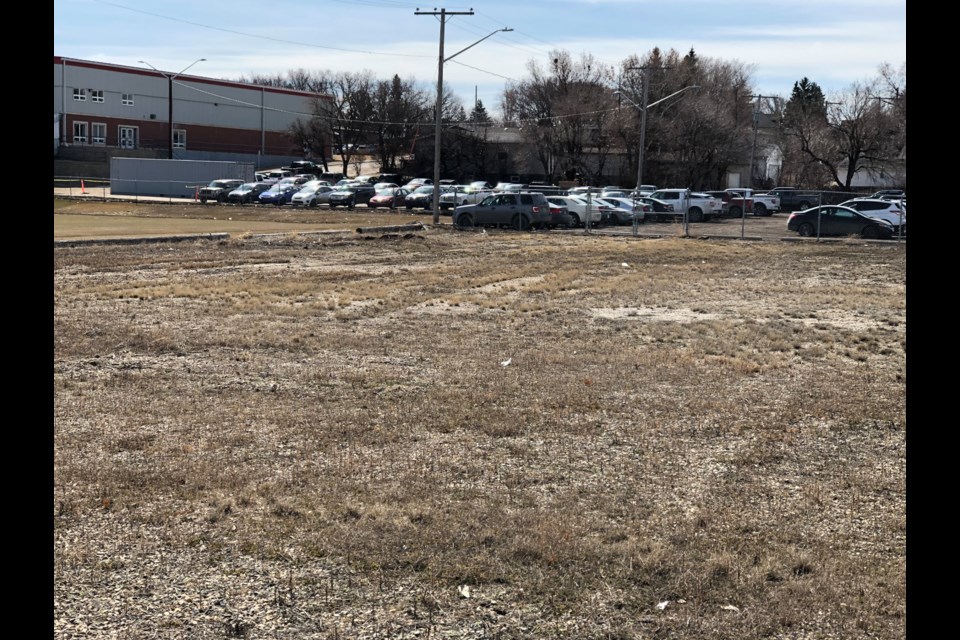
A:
197 174 905 238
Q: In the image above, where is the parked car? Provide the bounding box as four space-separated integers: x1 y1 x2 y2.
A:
600 188 632 198
367 187 411 209
453 192 557 230
594 196 650 225
637 196 677 222
404 185 440 210
227 182 271 204
372 182 400 191
545 195 609 227
544 202 574 229
869 189 905 200
838 198 906 234
197 179 245 203
438 185 495 210
629 184 659 197
566 186 599 198
258 183 300 206
290 183 335 208
376 173 404 186
328 183 376 208
402 178 433 191
319 172 345 184
284 175 316 187
786 205 895 239
260 169 294 184
647 189 723 222
285 160 322 175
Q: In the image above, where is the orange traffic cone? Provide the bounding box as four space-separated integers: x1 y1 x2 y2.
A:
80 179 86 195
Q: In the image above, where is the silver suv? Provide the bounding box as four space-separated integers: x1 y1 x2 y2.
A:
454 192 558 230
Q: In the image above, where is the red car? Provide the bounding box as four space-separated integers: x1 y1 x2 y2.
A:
367 187 411 209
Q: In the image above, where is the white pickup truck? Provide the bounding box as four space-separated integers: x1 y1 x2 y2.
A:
647 189 724 222
724 188 780 216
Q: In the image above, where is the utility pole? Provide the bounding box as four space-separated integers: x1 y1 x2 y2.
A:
624 66 653 193
138 59 206 159
416 7 474 225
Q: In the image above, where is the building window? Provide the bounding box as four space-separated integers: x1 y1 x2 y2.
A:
121 93 134 106
90 90 104 103
92 123 106 145
73 121 88 144
173 129 186 149
73 88 86 101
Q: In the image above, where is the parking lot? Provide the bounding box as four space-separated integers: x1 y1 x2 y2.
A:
54 187 905 244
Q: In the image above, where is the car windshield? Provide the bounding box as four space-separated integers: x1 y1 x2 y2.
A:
414 186 433 194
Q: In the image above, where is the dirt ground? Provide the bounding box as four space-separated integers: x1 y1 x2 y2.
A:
54 204 906 638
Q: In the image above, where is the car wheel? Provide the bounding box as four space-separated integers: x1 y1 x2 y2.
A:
753 203 767 216
688 207 704 223
406 204 413 210
730 205 742 217
511 214 530 231
217 193 227 204
456 214 474 228
199 197 208 204
309 199 317 208
798 201 811 210
861 225 880 239
568 213 581 228
797 222 815 237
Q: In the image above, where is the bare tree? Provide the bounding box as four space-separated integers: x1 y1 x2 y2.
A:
369 75 432 172
782 70 904 189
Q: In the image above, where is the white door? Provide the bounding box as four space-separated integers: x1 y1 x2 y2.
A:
119 127 137 149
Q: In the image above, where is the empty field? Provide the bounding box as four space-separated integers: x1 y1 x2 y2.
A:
54 216 906 638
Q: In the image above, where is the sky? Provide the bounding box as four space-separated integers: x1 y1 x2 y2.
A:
53 0 906 117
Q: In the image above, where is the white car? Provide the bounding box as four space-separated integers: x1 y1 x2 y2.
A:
839 198 906 234
594 196 649 225
439 185 495 211
546 195 612 227
290 184 335 207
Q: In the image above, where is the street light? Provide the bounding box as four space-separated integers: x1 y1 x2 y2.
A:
614 83 700 194
138 58 206 159
417 13 512 224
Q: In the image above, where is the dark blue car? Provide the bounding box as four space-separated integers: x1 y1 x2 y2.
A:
258 184 300 206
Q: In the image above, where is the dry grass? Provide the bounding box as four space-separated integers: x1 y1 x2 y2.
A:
54 226 906 639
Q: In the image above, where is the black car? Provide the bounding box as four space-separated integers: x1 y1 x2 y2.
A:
286 160 322 175
327 184 376 208
786 205 894 239
226 182 271 204
198 179 244 203
638 196 678 222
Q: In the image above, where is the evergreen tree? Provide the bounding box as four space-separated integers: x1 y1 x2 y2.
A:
784 77 827 123
469 99 492 123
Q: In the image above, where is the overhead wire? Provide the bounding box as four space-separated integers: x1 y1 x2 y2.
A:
176 78 627 128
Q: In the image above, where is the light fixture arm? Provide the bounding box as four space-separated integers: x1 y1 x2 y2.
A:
445 28 513 63
138 58 207 159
